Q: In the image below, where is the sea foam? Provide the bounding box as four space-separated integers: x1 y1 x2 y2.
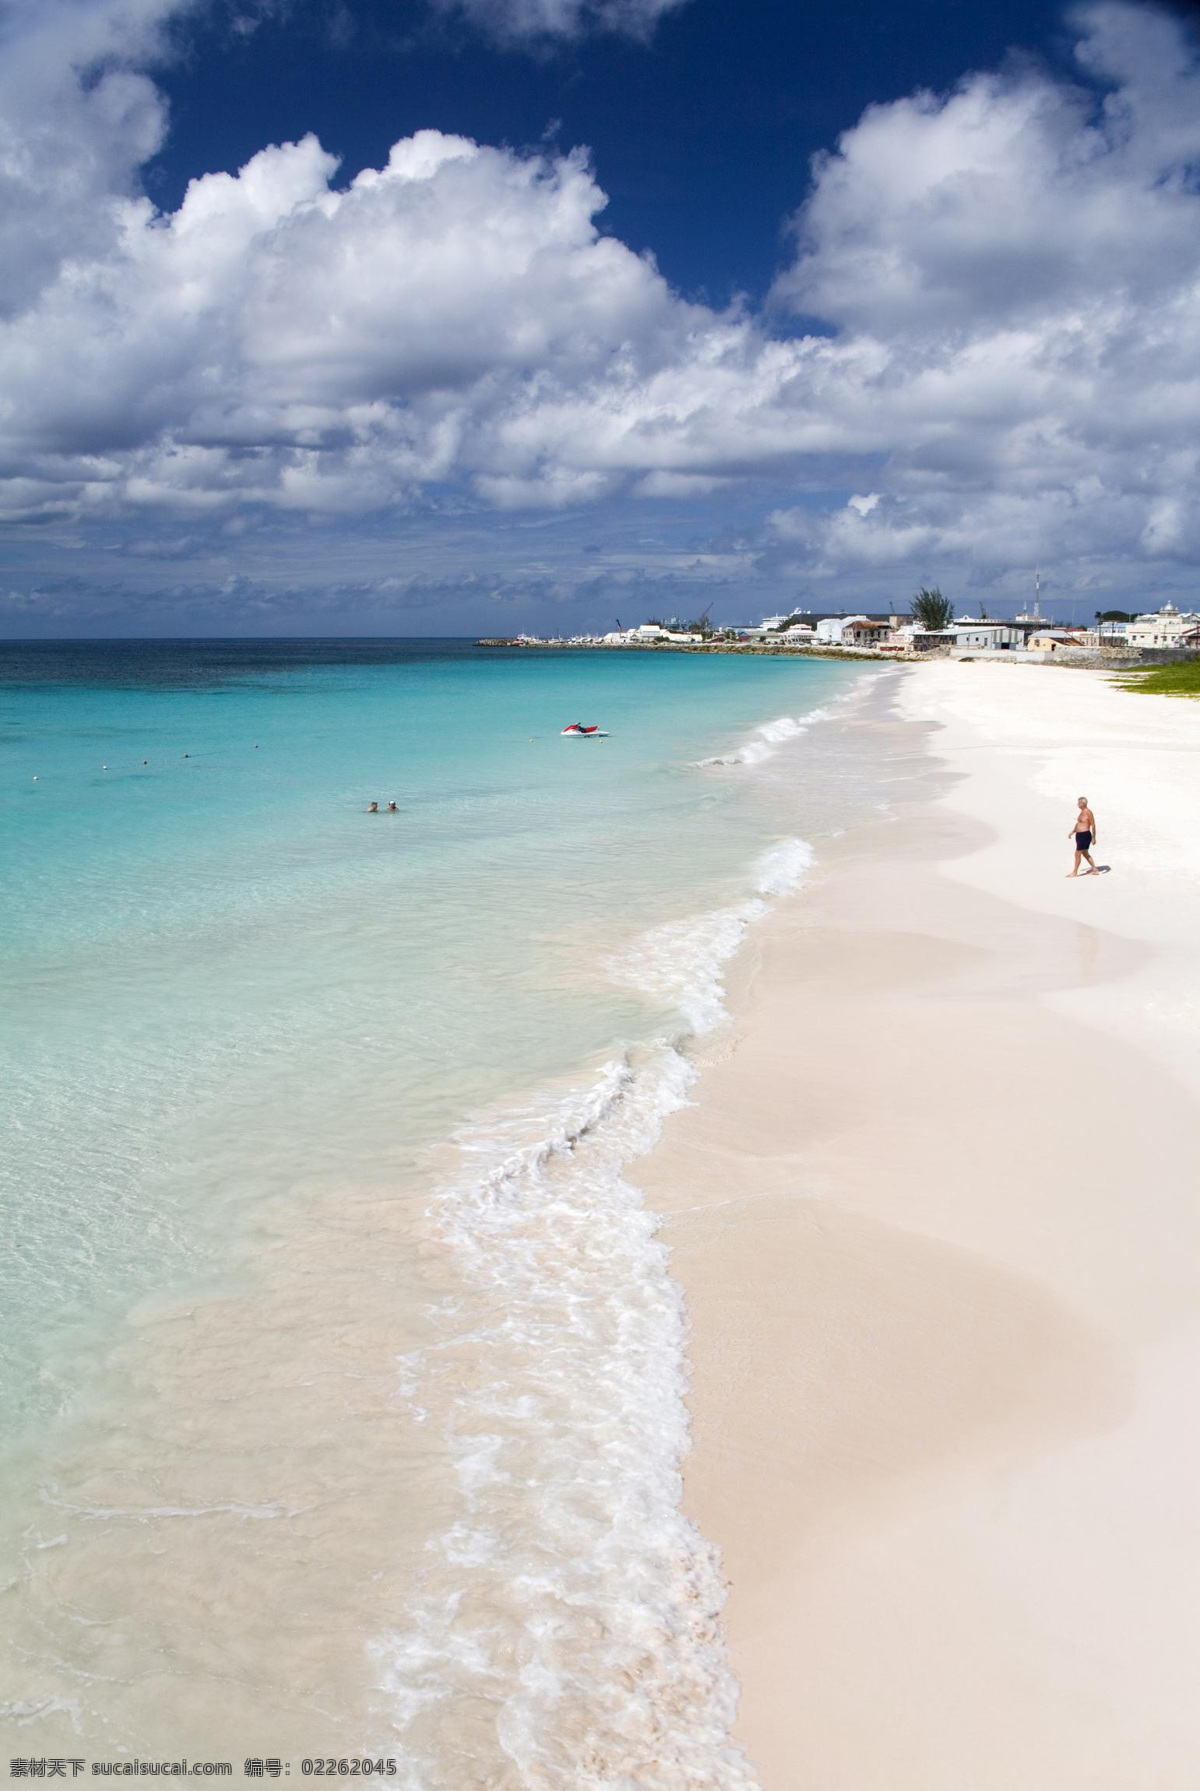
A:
375 837 816 1786
374 1044 758 1788
695 704 832 766
607 836 815 1031
694 678 876 769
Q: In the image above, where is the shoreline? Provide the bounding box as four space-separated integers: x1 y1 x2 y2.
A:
475 638 1179 670
637 660 1200 1787
478 637 911 661
6 650 1198 1775
0 645 869 1774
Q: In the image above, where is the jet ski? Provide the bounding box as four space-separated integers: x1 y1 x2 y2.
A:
560 722 609 737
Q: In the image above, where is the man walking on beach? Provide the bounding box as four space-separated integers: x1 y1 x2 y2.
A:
1067 796 1100 876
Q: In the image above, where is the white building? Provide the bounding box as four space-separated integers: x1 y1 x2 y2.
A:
815 615 896 648
1125 603 1200 650
948 623 1026 651
815 615 865 645
605 623 707 644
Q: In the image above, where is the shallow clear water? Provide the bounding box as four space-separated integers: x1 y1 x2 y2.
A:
0 638 883 1779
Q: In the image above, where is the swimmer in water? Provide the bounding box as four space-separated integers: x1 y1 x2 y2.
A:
366 801 379 813
388 800 398 812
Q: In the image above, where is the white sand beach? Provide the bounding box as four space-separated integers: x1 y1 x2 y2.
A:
639 661 1200 1789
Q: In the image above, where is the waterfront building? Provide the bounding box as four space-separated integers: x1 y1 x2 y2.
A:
815 615 865 645
1125 603 1200 650
947 623 1026 651
1027 629 1087 652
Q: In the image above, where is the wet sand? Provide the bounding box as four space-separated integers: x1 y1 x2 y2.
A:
639 662 1200 1788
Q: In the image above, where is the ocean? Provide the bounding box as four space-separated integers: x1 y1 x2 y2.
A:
0 638 886 1782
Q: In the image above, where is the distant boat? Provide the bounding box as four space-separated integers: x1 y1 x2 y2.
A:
561 722 608 737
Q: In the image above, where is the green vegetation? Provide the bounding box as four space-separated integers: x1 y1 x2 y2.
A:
910 586 953 631
1097 609 1135 623
1112 659 1200 698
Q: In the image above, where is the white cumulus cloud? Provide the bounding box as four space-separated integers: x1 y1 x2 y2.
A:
1 0 1199 614
0 0 189 316
764 0 1200 586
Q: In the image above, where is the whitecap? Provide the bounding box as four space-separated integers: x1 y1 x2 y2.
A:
373 1041 757 1786
609 835 815 1032
374 836 818 1784
694 703 834 768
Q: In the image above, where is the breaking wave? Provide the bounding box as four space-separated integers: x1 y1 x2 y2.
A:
376 837 816 1786
695 705 833 767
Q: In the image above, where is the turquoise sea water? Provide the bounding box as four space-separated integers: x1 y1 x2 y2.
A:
0 638 878 1779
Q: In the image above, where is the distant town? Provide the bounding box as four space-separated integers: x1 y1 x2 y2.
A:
478 598 1200 664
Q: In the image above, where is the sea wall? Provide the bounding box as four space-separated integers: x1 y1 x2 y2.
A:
480 639 922 662
481 638 1200 669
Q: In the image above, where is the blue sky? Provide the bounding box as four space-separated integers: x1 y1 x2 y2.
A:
1 0 1198 635
147 0 1063 307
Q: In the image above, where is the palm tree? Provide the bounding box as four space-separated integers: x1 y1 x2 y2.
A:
910 586 953 631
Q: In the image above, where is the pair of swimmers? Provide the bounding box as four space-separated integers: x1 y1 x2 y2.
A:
366 801 398 813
